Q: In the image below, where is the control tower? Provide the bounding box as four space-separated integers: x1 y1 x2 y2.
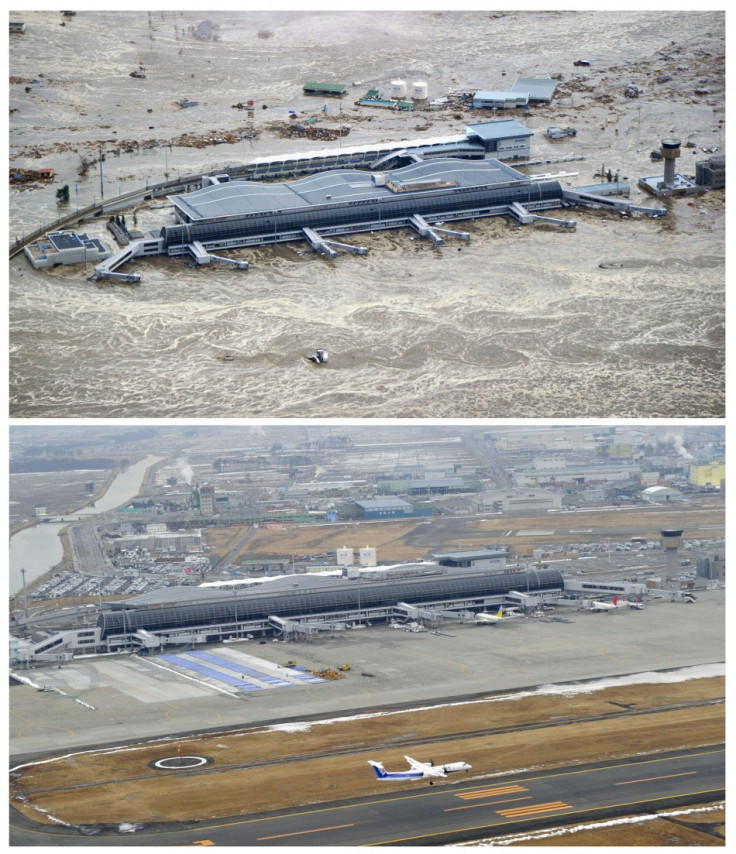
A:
638 136 700 197
661 528 684 578
660 138 681 187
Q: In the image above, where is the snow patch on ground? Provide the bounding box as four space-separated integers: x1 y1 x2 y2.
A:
456 802 726 846
264 663 724 733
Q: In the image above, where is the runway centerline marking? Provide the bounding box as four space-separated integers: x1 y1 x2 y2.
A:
257 822 355 840
615 771 697 785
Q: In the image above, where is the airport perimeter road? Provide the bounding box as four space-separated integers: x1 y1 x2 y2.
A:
9 747 724 846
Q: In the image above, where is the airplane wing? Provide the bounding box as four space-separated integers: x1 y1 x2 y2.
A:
405 755 446 777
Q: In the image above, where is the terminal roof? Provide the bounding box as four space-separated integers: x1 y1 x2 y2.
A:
511 77 558 101
170 158 528 223
466 119 534 141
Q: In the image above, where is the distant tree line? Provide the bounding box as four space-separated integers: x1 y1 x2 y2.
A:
10 457 126 474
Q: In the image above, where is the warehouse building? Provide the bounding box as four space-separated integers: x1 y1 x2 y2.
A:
511 76 558 103
642 485 684 503
472 90 530 109
347 497 432 520
474 488 562 513
378 477 469 496
303 81 347 97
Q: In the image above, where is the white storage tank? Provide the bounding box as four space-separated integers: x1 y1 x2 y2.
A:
411 80 428 100
337 547 354 567
359 546 377 567
391 78 407 99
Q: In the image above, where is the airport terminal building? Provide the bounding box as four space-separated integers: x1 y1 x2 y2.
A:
13 567 565 661
91 119 665 280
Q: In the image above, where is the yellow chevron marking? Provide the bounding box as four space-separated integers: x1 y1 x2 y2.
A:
446 795 533 813
497 800 573 818
455 784 528 800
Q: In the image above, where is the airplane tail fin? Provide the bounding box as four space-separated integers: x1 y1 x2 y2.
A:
613 596 619 606
368 761 388 779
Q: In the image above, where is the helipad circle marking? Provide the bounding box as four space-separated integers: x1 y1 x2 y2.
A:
151 755 211 770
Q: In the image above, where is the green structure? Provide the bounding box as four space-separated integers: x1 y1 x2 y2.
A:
303 81 347 96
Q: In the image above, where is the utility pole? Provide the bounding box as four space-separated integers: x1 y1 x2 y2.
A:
21 568 29 620
99 148 104 199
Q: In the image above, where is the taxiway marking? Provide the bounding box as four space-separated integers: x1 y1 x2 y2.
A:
257 822 355 841
615 770 697 786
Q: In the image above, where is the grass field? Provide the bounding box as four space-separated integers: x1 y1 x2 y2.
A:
203 505 724 564
10 676 724 836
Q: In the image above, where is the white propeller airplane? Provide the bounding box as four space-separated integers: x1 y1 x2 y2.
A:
474 605 505 624
368 755 471 785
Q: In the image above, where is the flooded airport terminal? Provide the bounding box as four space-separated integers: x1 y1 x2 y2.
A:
9 10 725 418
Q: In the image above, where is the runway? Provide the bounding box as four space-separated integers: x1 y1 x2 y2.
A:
9 746 724 846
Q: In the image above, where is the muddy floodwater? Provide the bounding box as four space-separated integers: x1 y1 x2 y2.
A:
9 10 725 418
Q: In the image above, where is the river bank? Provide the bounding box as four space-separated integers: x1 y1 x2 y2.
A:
9 455 164 595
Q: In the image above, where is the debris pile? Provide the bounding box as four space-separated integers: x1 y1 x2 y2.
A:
266 120 350 142
9 167 54 185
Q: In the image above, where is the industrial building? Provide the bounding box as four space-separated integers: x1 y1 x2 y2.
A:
470 78 558 109
111 529 203 555
642 485 684 504
303 81 347 97
347 498 432 520
197 484 216 514
474 488 562 513
472 91 529 109
511 77 558 103
377 476 471 495
695 155 725 189
689 462 725 488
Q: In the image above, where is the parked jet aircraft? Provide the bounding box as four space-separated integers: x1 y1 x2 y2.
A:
368 755 471 784
591 595 623 612
474 606 505 624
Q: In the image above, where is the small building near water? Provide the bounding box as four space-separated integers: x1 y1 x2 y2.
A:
472 90 529 110
24 230 111 269
303 81 347 97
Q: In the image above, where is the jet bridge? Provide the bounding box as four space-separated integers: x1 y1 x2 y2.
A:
302 227 368 258
409 214 470 246
562 188 667 217
268 615 319 638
